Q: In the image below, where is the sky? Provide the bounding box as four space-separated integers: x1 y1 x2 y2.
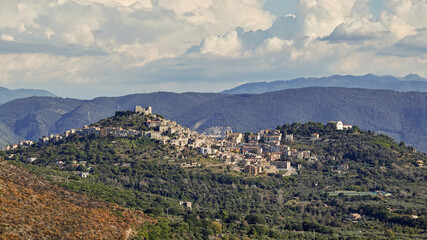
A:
0 0 426 99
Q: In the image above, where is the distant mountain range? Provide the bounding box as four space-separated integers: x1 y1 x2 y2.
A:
0 86 56 105
221 74 427 94
1 87 426 152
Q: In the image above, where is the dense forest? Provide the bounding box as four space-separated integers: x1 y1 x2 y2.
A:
1 114 426 239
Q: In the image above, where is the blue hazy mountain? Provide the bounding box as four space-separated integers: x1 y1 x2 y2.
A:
0 86 56 105
221 74 427 94
1 88 427 152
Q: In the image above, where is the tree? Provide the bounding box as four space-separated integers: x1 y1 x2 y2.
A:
211 221 222 235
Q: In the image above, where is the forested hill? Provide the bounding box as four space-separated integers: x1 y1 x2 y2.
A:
0 92 221 146
0 86 56 105
221 74 427 94
0 88 427 152
1 114 426 239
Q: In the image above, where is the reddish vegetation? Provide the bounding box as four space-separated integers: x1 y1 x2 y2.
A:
0 159 155 240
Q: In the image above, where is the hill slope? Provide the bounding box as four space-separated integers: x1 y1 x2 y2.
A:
222 74 427 94
2 113 426 239
0 159 153 239
0 86 56 105
0 88 427 152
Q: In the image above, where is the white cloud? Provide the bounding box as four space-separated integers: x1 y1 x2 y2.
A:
60 25 96 47
255 37 292 55
207 0 274 31
383 0 427 28
379 0 427 39
199 31 243 57
73 0 153 8
263 37 288 52
323 19 386 42
296 0 360 37
1 34 14 41
0 0 426 98
156 0 213 16
0 1 43 30
0 53 108 84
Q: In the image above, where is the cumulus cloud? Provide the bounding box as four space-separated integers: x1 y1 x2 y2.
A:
1 34 14 42
73 0 153 8
296 0 360 37
259 37 289 52
322 20 386 42
199 30 243 57
394 29 427 53
382 0 427 29
0 0 426 98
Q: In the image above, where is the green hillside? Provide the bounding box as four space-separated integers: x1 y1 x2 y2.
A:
1 111 426 239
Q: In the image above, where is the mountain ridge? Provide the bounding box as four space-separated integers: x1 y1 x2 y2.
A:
1 87 427 152
221 74 427 94
0 86 56 105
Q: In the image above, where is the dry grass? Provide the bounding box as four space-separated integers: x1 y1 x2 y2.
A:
0 159 155 240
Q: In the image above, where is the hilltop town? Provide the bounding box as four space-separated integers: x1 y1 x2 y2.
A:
1 105 425 240
2 106 357 177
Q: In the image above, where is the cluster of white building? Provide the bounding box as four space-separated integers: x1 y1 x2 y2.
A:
39 106 215 152
213 121 352 176
216 129 297 176
1 140 33 151
1 106 353 177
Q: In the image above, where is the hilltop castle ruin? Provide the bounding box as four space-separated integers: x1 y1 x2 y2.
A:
135 105 152 115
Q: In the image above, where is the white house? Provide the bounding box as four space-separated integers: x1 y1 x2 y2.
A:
343 124 353 130
264 134 282 143
271 161 291 170
329 121 344 130
1 145 10 151
179 201 192 210
285 134 294 142
199 147 212 155
310 133 320 141
225 131 243 144
247 134 260 142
